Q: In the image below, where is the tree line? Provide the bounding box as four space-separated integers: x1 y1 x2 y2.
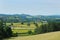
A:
0 19 13 39
34 21 60 34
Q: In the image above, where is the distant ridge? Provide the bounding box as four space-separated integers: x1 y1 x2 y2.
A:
0 14 60 22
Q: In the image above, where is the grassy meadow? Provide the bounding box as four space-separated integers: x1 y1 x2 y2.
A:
6 22 42 34
4 31 60 40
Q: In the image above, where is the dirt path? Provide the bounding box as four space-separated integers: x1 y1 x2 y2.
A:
4 31 60 40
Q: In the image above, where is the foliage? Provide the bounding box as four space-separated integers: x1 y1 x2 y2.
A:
28 30 33 34
0 19 13 39
35 21 60 34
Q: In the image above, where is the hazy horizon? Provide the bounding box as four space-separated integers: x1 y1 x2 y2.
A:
0 13 60 16
0 0 60 15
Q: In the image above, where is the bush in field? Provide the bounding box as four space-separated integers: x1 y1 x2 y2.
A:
11 23 13 25
12 33 18 37
28 30 33 34
27 23 30 26
21 22 24 24
34 22 38 27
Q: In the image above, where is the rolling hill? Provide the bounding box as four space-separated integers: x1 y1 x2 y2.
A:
0 14 60 22
5 31 60 40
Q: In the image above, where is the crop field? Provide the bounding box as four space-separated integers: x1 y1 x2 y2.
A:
12 29 35 33
6 22 42 34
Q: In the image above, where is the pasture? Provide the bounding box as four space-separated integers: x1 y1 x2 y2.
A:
6 22 42 34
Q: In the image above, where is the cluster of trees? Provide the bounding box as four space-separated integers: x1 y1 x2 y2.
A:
35 21 60 34
0 19 13 39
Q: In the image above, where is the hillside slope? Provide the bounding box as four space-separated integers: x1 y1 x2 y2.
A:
5 31 60 40
0 14 60 22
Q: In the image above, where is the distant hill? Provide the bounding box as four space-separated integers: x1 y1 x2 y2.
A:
0 14 60 22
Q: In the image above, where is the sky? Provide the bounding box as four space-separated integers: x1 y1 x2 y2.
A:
0 0 60 15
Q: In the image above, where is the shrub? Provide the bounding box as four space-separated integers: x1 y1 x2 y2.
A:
28 30 33 34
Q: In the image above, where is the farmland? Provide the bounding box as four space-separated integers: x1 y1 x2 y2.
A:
6 22 42 34
0 14 60 40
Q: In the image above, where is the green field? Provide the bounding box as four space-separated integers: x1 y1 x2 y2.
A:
6 22 42 34
12 29 35 33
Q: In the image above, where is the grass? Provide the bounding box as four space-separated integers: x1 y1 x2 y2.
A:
12 29 35 33
4 31 60 40
6 22 40 34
